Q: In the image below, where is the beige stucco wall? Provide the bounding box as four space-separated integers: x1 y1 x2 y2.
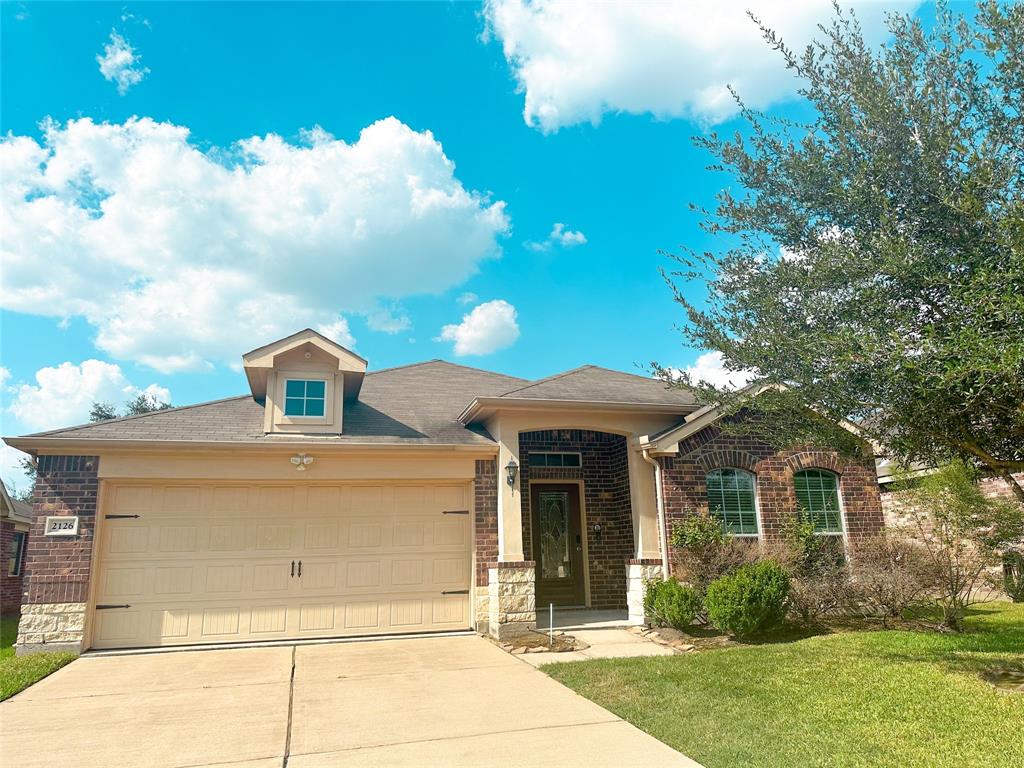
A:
97 449 489 482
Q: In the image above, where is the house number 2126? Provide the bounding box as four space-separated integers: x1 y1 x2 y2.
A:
44 517 80 537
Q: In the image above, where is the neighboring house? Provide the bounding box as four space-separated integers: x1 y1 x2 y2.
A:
5 329 883 654
876 456 1023 529
1 481 32 616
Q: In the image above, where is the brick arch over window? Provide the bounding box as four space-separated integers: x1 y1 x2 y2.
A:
693 449 760 474
784 451 843 474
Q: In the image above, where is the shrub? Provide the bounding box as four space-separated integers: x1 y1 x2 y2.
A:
893 461 1024 630
669 513 756 594
705 560 790 637
644 577 702 630
1004 551 1024 602
761 514 851 623
846 534 936 625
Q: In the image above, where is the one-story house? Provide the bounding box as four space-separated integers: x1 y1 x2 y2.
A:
2 481 32 616
6 329 883 654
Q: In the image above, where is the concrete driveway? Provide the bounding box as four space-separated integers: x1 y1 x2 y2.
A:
1 635 700 768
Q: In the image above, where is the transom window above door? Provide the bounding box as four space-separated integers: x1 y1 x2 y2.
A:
284 379 327 417
529 452 582 468
705 468 759 535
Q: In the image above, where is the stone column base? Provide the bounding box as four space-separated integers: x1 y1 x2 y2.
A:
626 560 664 626
16 602 86 655
487 562 536 641
474 585 491 637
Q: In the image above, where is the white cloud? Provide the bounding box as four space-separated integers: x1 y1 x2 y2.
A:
1 116 510 372
457 292 479 306
525 222 587 251
484 0 917 132
677 351 756 390
1 441 32 498
437 299 520 356
317 317 357 348
366 305 412 334
5 360 172 432
96 30 149 95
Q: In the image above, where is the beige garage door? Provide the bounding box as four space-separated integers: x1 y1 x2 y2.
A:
91 482 472 649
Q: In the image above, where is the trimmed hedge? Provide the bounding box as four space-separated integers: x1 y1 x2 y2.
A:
705 560 790 637
645 577 702 630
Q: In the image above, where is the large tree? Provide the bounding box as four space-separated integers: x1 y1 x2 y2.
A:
664 1 1024 499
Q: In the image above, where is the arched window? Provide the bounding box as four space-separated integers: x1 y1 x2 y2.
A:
794 469 843 534
705 468 758 535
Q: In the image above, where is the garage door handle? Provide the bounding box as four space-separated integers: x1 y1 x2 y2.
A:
291 560 295 577
441 589 469 595
96 604 131 610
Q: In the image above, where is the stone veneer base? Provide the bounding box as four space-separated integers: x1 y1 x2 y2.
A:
487 563 536 641
16 602 86 656
626 561 664 625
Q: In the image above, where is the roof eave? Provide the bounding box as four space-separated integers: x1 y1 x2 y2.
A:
458 397 700 425
3 436 499 455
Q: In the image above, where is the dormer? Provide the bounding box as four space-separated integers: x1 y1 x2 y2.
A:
242 329 367 435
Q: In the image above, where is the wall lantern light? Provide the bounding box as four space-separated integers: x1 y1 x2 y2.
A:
291 453 314 471
505 457 519 488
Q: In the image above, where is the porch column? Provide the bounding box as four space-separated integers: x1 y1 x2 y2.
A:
484 418 535 640
493 422 525 562
626 447 663 560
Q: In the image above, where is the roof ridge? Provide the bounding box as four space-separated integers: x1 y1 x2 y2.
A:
368 359 528 382
366 359 444 376
588 364 667 384
23 394 253 437
499 365 596 396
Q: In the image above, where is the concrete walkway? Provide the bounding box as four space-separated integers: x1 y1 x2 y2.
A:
1 635 700 768
518 627 676 667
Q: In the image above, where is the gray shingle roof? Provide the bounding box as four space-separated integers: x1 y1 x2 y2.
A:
20 361 527 446
16 361 697 446
499 365 697 406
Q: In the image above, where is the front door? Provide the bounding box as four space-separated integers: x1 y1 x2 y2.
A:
530 484 585 607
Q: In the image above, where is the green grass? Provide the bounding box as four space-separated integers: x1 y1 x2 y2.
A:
1 615 76 701
547 602 1024 768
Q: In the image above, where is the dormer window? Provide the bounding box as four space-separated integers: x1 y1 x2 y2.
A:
284 379 327 417
242 328 367 436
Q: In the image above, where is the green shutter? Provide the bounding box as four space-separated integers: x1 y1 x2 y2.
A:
794 469 843 533
706 469 758 535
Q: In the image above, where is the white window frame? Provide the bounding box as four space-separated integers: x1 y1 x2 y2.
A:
9 529 27 577
794 468 847 540
705 467 761 538
277 373 333 427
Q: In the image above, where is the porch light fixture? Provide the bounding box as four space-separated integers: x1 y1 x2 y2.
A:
505 457 519 488
291 453 314 471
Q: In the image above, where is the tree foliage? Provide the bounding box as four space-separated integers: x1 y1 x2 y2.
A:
90 394 171 422
662 1 1024 498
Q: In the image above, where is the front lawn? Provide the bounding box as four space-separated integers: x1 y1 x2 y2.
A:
546 602 1024 768
1 615 76 701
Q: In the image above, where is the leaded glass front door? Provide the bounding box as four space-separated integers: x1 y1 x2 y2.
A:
530 484 585 606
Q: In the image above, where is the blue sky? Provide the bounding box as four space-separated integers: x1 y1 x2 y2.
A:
0 0 935 489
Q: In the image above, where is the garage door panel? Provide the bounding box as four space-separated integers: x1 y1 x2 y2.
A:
93 482 473 649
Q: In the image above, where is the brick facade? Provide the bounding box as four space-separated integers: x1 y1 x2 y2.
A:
659 427 883 548
473 458 498 588
519 430 634 610
1 520 26 615
21 456 99 607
